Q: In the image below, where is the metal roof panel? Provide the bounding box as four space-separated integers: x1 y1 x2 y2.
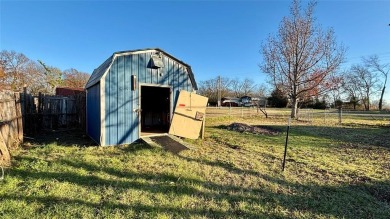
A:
85 48 198 90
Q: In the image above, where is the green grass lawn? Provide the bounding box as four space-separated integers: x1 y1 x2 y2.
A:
1 116 389 218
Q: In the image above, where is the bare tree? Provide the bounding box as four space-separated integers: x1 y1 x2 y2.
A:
0 50 31 91
197 76 231 104
241 78 256 96
63 68 90 88
260 0 345 118
254 83 269 97
230 78 243 97
230 78 256 97
326 72 344 107
0 50 51 94
364 55 389 110
348 64 379 111
342 72 360 110
0 49 91 94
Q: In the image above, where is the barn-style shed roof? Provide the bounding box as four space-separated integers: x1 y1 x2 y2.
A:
85 48 198 89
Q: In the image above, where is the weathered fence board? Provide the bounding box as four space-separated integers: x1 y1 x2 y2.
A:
0 134 11 166
21 91 86 135
0 90 23 166
0 89 86 165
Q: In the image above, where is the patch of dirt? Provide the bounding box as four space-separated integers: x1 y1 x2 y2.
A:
23 129 96 147
226 123 280 136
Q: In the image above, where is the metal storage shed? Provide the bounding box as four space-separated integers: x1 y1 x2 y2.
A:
85 48 205 146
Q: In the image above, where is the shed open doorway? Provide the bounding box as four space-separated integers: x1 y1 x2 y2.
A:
140 86 171 137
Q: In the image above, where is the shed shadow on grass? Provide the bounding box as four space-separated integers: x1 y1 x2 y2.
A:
7 124 390 218
22 129 154 153
7 156 274 218
23 128 97 147
6 154 390 218
214 123 390 149
288 125 390 149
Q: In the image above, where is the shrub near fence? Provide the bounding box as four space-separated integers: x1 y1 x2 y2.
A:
0 90 23 166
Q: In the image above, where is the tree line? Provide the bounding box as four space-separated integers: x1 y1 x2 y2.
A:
0 50 90 95
327 55 389 111
197 77 268 105
199 0 389 116
266 54 389 111
260 0 389 117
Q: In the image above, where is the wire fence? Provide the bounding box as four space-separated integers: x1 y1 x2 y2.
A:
206 107 390 125
206 106 262 118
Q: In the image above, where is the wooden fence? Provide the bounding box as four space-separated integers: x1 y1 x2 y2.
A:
22 90 86 136
0 90 23 166
0 89 86 166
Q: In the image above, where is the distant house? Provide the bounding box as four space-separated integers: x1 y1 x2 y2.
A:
253 97 268 107
85 48 205 146
221 96 266 107
240 96 253 107
221 97 241 107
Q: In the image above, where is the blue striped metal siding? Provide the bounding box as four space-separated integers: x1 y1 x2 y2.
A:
104 52 194 145
86 83 100 144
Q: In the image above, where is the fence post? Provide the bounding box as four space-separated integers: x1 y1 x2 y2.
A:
282 118 291 171
229 106 231 121
23 86 27 134
338 107 342 124
14 93 23 142
38 92 43 131
324 108 326 124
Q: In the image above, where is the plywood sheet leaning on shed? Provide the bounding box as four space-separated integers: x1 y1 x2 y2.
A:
169 90 208 139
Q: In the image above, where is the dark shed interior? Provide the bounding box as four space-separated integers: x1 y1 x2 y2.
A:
140 86 171 136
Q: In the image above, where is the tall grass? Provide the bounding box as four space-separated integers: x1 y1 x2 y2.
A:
0 116 389 218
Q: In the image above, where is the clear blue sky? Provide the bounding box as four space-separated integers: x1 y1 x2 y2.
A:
1 0 389 102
